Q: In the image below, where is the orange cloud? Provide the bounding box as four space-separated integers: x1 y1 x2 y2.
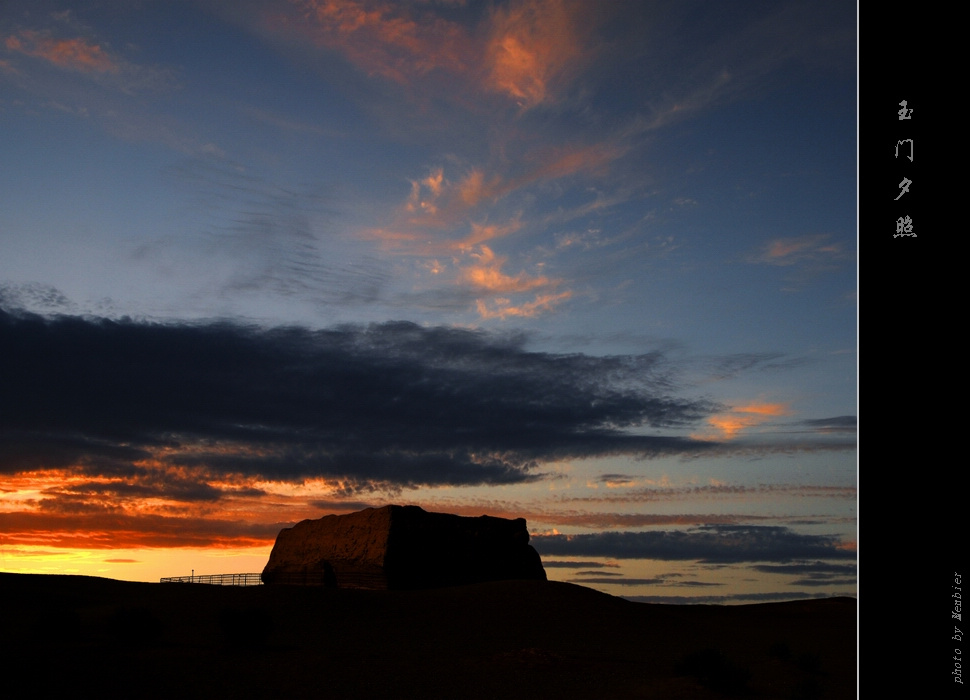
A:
733 403 789 417
0 460 360 550
461 245 551 293
484 0 588 107
405 167 446 216
291 0 597 110
5 30 119 73
476 290 571 319
0 510 277 549
750 234 848 266
362 216 571 319
524 141 622 182
297 0 468 84
392 139 622 231
363 214 521 257
458 168 506 207
395 167 487 233
694 402 791 440
364 164 523 252
461 243 573 317
457 141 623 210
456 220 522 250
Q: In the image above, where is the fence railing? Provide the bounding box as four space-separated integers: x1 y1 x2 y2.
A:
160 573 263 586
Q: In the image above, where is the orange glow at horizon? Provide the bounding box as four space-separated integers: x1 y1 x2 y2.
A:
0 460 364 551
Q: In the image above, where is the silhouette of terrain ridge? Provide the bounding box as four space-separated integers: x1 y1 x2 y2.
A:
0 573 857 699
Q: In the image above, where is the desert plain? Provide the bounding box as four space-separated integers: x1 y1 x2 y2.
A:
1 572 855 699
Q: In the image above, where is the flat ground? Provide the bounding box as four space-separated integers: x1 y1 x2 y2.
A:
1 573 855 699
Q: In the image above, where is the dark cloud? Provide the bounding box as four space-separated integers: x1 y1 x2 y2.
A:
751 561 856 576
625 591 841 605
801 416 856 434
0 282 76 314
791 576 856 587
569 575 727 588
699 352 798 381
752 560 857 588
532 525 854 564
534 512 779 529
570 577 665 586
561 483 856 505
308 498 379 512
0 309 719 489
596 473 637 485
41 472 247 504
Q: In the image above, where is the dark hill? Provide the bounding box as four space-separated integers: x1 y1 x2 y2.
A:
0 573 855 698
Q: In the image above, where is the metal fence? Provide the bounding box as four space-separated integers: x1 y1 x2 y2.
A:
160 573 263 586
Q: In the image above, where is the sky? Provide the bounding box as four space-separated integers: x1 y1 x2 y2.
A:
0 0 857 603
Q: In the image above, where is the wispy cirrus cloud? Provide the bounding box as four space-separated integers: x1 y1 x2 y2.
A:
137 155 391 311
749 234 848 267
2 24 176 95
1 16 192 155
385 137 628 245
475 290 573 320
287 0 598 110
364 145 624 319
745 233 854 291
460 244 572 321
482 0 593 108
461 245 557 294
294 0 470 86
4 30 118 73
236 2 647 322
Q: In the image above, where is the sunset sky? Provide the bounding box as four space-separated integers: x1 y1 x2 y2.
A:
1 0 856 603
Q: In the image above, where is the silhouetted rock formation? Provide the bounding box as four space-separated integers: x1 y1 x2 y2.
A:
261 505 547 589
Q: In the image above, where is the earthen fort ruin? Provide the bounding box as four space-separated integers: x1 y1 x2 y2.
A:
261 505 547 590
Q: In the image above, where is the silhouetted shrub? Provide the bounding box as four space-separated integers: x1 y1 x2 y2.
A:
674 647 751 696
